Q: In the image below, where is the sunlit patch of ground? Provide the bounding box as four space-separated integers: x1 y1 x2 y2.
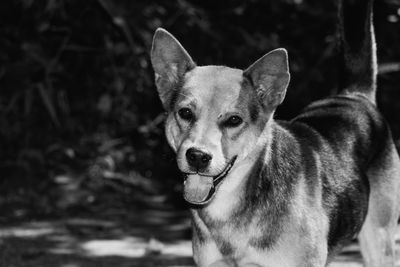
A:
0 212 399 267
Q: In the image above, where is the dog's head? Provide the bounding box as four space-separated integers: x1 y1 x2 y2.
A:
151 28 290 205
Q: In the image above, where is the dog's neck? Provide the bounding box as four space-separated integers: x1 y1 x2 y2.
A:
192 120 299 229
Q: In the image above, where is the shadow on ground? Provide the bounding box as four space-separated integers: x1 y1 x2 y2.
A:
0 206 399 267
0 206 194 267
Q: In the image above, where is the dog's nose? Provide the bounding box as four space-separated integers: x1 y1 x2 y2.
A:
186 148 212 171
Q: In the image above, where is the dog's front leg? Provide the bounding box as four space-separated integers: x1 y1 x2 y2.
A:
192 231 225 267
193 238 262 267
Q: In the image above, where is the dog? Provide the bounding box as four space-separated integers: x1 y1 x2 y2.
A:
150 0 400 266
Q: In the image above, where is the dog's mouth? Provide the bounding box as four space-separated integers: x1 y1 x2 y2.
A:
182 156 237 206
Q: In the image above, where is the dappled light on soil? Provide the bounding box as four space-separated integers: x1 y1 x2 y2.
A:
0 211 399 266
0 208 195 267
80 237 191 258
81 237 149 257
0 224 55 238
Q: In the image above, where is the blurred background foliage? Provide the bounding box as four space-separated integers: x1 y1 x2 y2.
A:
0 0 399 219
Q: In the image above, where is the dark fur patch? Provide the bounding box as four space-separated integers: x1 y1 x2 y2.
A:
249 100 260 122
219 239 234 256
231 123 249 141
233 124 299 249
292 95 386 254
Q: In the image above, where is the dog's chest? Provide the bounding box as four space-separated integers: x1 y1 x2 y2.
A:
210 222 257 255
206 210 287 257
204 221 310 266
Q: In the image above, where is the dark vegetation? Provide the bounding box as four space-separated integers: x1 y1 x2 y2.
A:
0 0 399 220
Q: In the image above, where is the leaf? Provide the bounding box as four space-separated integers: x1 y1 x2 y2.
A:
37 83 60 127
97 94 112 114
20 0 35 9
24 88 34 115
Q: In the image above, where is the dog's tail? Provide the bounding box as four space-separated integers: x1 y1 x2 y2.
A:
338 0 377 103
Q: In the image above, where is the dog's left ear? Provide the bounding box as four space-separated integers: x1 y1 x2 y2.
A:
243 48 290 110
151 28 196 110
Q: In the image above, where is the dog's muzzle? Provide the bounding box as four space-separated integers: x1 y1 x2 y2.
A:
183 156 237 205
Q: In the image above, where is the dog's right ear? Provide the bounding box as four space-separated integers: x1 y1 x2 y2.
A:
243 48 290 112
151 28 196 110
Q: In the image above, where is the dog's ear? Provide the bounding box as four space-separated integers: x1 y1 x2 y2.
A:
243 48 290 111
151 28 196 110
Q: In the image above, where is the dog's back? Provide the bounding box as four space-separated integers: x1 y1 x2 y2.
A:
284 95 389 255
283 0 400 262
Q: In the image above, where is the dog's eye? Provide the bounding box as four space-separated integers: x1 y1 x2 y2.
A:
178 108 194 121
224 115 243 127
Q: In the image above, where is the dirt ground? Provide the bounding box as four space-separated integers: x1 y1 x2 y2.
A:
1 205 399 267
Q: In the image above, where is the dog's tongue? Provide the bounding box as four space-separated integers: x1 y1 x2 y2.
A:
183 174 213 204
